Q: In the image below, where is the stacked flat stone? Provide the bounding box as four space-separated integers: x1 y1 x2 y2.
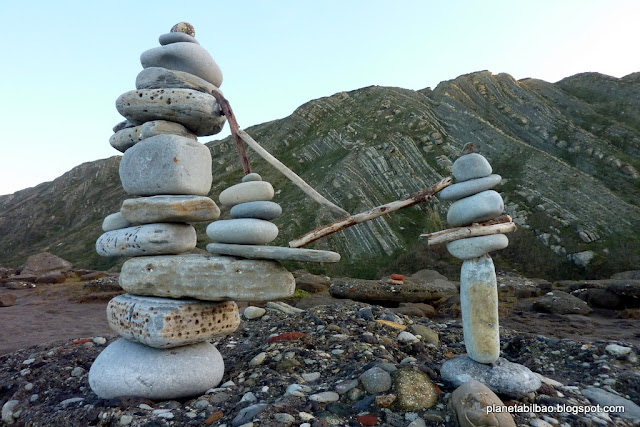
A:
440 152 506 364
89 23 241 400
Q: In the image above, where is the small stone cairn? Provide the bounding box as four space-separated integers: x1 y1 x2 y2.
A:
89 23 340 400
430 146 541 397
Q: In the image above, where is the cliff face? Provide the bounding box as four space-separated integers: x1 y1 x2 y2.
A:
1 71 638 278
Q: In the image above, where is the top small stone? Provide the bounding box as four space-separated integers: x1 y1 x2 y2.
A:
452 153 492 182
242 173 262 183
171 22 195 37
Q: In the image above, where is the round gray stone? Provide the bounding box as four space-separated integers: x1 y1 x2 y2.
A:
89 339 224 399
242 173 262 182
96 223 196 257
116 89 226 136
447 190 504 227
452 153 492 182
121 195 220 224
206 219 278 245
119 134 212 196
230 201 282 220
206 243 340 263
440 356 541 398
446 234 509 260
439 174 502 201
359 366 392 394
140 42 222 87
219 181 275 207
102 212 132 232
159 32 199 45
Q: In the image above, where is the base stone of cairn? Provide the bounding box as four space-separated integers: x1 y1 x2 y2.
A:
438 146 540 397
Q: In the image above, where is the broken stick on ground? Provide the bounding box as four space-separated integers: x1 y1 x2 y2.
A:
421 214 516 246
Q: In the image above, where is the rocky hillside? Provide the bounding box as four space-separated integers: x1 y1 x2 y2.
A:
1 71 639 279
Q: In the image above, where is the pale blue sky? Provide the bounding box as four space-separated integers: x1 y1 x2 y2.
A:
2 1 639 195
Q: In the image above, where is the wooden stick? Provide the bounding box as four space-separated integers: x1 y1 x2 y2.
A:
421 215 516 246
210 88 251 175
289 177 452 248
237 129 350 218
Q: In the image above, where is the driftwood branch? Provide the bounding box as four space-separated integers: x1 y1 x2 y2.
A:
237 129 349 218
210 88 251 175
421 215 516 246
289 177 452 248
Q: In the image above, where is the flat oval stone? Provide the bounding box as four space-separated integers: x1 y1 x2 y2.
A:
119 134 212 196
119 254 295 301
230 201 282 220
452 153 492 182
107 295 239 348
116 89 226 136
102 212 131 232
140 42 222 87
110 120 196 153
89 339 224 399
136 67 219 94
439 174 502 201
96 223 196 257
446 234 509 260
460 255 499 363
219 182 274 207
206 219 278 244
242 173 262 182
121 195 220 224
159 32 199 45
447 190 504 227
206 243 340 263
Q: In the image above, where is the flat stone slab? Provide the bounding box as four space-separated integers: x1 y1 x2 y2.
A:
116 89 226 136
330 278 443 303
136 67 218 94
447 234 509 260
89 339 224 399
219 181 274 207
119 254 295 301
439 174 502 201
581 387 640 420
206 218 279 245
102 212 132 232
141 42 223 87
119 134 212 196
206 243 340 263
452 153 492 182
231 201 282 220
96 223 196 257
447 190 504 227
107 295 239 348
121 195 220 224
159 32 199 45
440 356 541 398
110 120 196 153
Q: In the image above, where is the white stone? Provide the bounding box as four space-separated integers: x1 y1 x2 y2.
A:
96 223 196 257
249 352 267 366
219 181 274 207
107 295 240 348
89 339 224 399
110 120 196 153
302 372 321 382
206 243 340 263
446 234 509 260
309 391 340 402
140 42 223 87
243 306 266 320
447 190 504 227
397 331 419 343
102 212 132 232
206 219 278 245
439 174 502 201
605 344 632 356
452 153 492 182
119 134 212 196
2 400 19 424
121 195 220 224
119 254 295 301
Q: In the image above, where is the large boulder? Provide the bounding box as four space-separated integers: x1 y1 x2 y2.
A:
532 290 592 315
21 253 72 276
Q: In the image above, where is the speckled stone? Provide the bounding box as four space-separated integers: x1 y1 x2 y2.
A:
107 294 239 348
171 22 195 37
140 42 222 88
230 201 282 220
119 134 212 196
446 234 509 260
119 254 295 302
439 174 502 201
102 212 132 232
109 120 196 153
121 195 220 224
219 181 274 207
452 153 492 182
89 339 224 399
206 243 340 263
159 32 199 45
447 190 504 227
96 223 196 257
460 254 499 363
206 219 279 245
393 369 439 410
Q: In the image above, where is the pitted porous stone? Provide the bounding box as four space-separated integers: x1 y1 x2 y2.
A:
159 32 199 45
102 212 132 232
171 22 196 37
119 134 212 196
119 254 295 302
446 234 509 260
460 255 499 363
219 181 274 207
140 42 222 88
116 89 226 136
96 223 196 257
89 339 224 399
452 153 492 182
439 174 502 201
121 195 220 224
206 219 279 245
206 243 341 263
109 120 196 153
136 67 219 94
231 201 282 220
447 190 504 227
107 294 240 348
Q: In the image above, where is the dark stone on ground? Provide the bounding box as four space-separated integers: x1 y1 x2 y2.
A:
295 273 331 293
0 294 17 307
330 278 443 303
532 290 592 315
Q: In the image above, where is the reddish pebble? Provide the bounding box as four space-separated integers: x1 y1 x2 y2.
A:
357 414 378 426
71 339 92 345
204 411 223 424
266 332 307 343
391 274 405 280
